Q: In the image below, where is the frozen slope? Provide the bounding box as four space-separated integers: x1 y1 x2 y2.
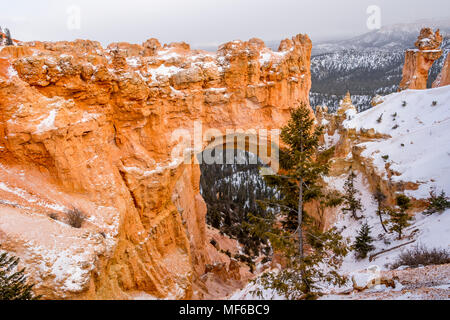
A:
344 86 450 199
325 173 450 274
231 86 450 300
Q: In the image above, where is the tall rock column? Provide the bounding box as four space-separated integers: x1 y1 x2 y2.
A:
432 53 450 88
399 28 442 91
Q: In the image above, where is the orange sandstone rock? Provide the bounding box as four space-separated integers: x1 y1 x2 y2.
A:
433 54 450 88
0 34 313 299
399 28 443 91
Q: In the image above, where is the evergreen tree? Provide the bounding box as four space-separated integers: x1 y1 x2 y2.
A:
4 28 13 46
352 223 375 259
0 251 39 300
248 211 348 299
276 103 329 259
373 185 388 233
247 103 348 299
387 194 412 240
424 189 450 215
341 168 363 220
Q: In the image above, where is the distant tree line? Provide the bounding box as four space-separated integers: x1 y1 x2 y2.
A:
310 42 450 112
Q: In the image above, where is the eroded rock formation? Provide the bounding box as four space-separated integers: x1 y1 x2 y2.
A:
399 28 442 91
337 91 357 117
0 34 312 299
433 53 450 88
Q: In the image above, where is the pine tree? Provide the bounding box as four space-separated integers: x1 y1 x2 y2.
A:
248 211 348 299
342 168 363 220
4 28 13 46
0 251 39 300
424 189 450 215
273 103 331 259
247 103 348 299
373 185 388 233
352 223 375 259
388 194 412 240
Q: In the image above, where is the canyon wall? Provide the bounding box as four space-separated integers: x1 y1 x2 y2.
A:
0 34 312 299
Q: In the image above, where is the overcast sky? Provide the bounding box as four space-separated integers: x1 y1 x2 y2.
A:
2 0 450 48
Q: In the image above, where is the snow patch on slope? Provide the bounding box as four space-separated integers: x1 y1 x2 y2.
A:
231 172 450 300
344 86 450 198
325 173 450 273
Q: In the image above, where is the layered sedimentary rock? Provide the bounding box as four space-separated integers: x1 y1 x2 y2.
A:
399 28 442 91
433 53 450 88
0 34 312 299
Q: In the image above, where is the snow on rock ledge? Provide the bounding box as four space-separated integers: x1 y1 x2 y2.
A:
351 266 382 291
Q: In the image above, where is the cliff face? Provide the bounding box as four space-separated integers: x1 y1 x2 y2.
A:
433 54 450 88
0 34 312 299
399 28 442 91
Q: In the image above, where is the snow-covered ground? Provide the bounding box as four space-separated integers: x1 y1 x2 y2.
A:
337 86 450 274
344 86 450 199
231 86 450 300
326 173 450 273
231 172 450 300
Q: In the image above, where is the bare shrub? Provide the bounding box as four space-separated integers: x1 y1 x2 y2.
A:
66 208 85 228
390 245 450 269
376 114 383 123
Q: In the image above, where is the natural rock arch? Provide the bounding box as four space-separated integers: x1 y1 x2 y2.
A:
0 34 312 299
201 132 280 174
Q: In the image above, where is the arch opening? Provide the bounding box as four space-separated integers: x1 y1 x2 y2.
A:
197 134 281 265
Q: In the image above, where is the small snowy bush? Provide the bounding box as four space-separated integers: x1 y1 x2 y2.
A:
391 245 450 269
66 208 85 228
424 190 450 215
